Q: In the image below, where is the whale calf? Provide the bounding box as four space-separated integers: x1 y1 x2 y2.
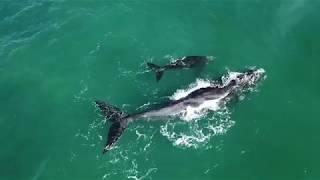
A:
147 56 213 82
95 68 265 153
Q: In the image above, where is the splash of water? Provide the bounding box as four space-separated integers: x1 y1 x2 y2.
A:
160 107 234 149
160 70 260 149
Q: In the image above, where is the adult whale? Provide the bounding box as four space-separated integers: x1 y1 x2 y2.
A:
95 68 265 153
147 56 213 82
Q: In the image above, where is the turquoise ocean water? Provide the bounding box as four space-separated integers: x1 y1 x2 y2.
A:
1 0 320 179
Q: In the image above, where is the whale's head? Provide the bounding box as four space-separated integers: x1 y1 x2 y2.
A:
223 68 266 92
238 68 265 85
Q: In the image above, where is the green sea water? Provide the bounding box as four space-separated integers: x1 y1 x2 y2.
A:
1 0 320 179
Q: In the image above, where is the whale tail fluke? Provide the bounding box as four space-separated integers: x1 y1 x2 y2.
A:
102 120 127 154
94 100 126 122
95 100 128 154
147 63 165 82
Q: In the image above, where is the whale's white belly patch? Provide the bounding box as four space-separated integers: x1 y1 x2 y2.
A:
180 93 228 121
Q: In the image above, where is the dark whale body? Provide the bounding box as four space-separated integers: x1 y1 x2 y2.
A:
95 68 265 153
147 56 212 82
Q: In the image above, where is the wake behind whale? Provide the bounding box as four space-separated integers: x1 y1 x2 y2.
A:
95 68 266 153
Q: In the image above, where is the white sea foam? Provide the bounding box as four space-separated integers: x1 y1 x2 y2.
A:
160 107 234 149
170 79 212 100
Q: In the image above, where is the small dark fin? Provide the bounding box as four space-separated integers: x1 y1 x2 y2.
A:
155 70 164 82
103 120 127 154
95 100 126 122
147 63 165 82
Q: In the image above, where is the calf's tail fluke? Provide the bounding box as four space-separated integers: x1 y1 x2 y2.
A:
95 100 128 154
147 63 165 82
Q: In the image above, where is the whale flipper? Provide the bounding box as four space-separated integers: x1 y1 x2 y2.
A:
147 63 165 82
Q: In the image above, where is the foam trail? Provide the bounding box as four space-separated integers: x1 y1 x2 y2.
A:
277 0 308 37
31 157 49 180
